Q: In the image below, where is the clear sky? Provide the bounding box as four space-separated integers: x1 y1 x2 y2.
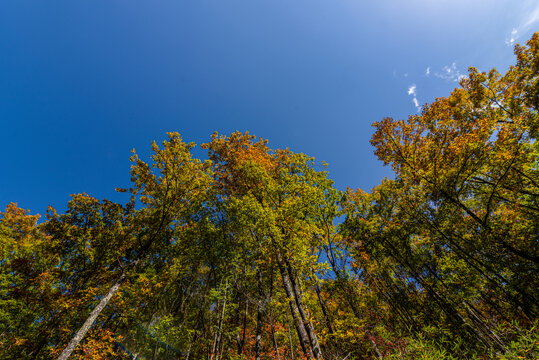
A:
1 0 538 215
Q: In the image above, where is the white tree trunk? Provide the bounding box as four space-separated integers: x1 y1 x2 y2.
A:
56 271 127 360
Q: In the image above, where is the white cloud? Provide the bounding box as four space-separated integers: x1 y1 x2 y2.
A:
506 2 539 46
521 3 539 31
407 84 420 111
426 67 430 76
435 62 465 82
506 28 518 46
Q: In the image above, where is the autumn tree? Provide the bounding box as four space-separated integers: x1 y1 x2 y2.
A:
202 131 341 359
46 133 213 359
2 33 538 360
341 33 539 358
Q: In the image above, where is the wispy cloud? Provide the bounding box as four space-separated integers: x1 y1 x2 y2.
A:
521 5 539 29
506 2 539 46
506 28 518 46
407 84 420 111
434 62 465 82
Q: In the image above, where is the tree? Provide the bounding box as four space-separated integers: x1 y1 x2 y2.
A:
3 33 538 360
202 131 341 359
53 133 213 359
341 33 539 358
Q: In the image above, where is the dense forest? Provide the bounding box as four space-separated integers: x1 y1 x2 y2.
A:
1 33 538 360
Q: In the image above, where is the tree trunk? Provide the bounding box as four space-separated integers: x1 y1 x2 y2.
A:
56 270 128 360
286 312 295 360
216 285 227 360
276 251 313 359
57 201 172 360
237 297 248 355
211 282 227 360
284 257 323 359
269 268 281 360
313 278 333 335
255 270 263 360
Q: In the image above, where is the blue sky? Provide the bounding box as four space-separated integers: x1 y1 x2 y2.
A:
1 0 538 215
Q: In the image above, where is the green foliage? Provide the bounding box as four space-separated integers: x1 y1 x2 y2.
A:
341 32 539 359
1 32 538 360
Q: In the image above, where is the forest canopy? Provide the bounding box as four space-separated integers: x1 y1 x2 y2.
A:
1 33 538 360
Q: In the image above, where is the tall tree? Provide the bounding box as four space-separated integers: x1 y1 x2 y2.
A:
203 131 341 359
341 33 539 358
55 132 213 359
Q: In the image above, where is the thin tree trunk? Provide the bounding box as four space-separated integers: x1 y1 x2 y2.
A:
269 268 281 360
313 278 333 335
255 270 263 360
211 281 227 360
286 312 295 360
284 257 323 359
57 196 173 360
152 336 159 360
216 284 227 360
255 307 262 360
276 252 312 359
270 315 281 360
56 269 129 360
210 295 221 360
185 331 195 360
237 297 248 355
369 337 383 359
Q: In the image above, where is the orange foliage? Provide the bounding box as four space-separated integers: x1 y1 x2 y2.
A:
50 329 120 360
202 131 281 195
